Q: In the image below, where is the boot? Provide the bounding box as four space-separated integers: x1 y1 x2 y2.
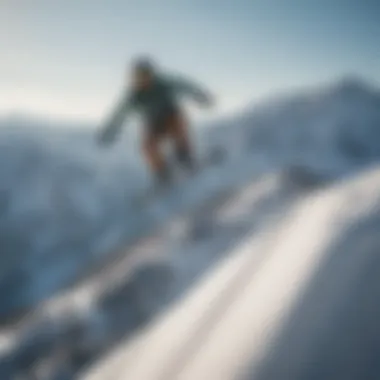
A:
153 163 172 193
176 146 196 174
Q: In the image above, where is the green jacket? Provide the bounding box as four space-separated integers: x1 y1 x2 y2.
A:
99 73 211 143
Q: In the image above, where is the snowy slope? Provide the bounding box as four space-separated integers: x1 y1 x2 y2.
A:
0 123 145 320
1 76 380 379
84 165 380 380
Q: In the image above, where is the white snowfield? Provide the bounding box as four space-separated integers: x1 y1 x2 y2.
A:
1 77 380 379
82 166 380 380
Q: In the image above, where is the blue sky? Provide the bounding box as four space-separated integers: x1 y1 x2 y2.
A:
1 0 379 122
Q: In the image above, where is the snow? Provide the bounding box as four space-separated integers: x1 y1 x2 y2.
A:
1 77 380 379
82 165 380 380
81 166 380 380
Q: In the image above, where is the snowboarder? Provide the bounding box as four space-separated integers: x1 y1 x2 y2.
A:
97 57 214 189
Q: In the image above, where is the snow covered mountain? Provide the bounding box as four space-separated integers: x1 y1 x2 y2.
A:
0 119 145 320
1 76 380 379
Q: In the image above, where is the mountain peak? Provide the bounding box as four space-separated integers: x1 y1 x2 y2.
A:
331 75 372 96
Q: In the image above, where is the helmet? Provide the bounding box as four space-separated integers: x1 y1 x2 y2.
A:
132 56 156 75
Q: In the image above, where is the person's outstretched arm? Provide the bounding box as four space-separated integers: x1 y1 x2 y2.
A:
96 90 135 146
167 75 214 107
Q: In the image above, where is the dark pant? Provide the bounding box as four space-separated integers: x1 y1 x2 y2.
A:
143 109 193 180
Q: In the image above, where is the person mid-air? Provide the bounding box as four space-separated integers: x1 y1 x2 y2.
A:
97 57 214 189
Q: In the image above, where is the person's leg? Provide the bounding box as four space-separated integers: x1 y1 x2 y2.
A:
142 130 170 184
168 111 195 171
